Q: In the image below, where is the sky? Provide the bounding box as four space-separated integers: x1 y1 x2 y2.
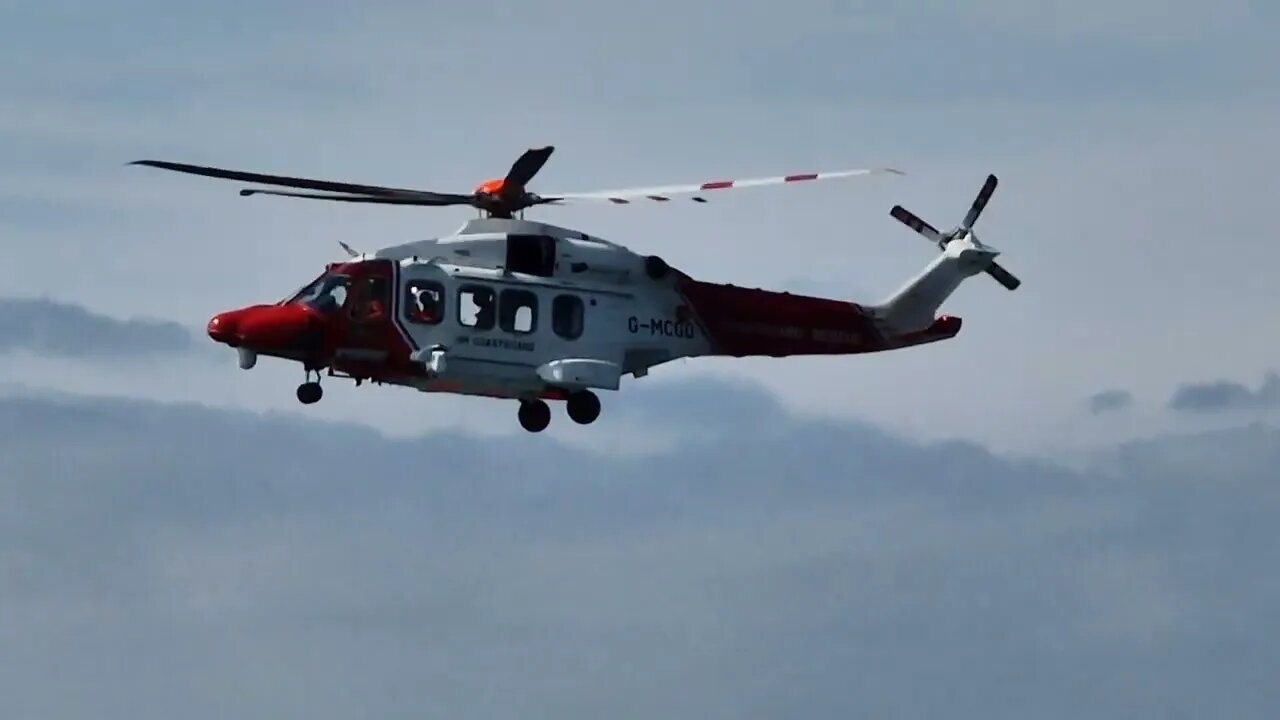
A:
2 1 1279 717
2 0 1278 453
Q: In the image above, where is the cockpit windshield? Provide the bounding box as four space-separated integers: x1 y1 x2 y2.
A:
289 273 350 314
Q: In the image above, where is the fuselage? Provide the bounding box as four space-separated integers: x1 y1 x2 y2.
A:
206 217 961 400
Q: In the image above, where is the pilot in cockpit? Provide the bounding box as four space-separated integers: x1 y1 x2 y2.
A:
351 277 387 322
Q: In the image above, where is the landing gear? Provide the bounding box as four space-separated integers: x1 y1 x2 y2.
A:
296 382 323 404
566 390 601 425
296 369 323 405
517 391 601 432
518 399 551 433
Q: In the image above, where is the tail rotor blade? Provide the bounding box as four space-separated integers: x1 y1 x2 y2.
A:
985 260 1021 290
962 174 997 230
890 205 943 244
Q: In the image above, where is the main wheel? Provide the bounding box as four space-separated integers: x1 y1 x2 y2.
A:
565 390 601 425
296 382 323 405
517 399 551 432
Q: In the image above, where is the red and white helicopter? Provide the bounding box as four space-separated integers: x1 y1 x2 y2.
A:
131 146 1019 432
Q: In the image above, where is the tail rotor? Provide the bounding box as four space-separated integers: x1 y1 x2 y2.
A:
961 173 997 231
889 174 1021 291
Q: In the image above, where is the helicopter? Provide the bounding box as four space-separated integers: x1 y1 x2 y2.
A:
129 146 1020 432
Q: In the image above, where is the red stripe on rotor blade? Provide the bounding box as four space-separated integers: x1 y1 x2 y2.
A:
700 180 734 190
784 173 819 181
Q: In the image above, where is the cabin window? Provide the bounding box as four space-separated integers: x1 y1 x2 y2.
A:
499 289 537 334
552 294 584 340
404 280 444 325
458 284 496 330
349 276 390 322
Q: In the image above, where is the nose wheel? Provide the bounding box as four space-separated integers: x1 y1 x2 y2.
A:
297 382 323 404
296 369 323 405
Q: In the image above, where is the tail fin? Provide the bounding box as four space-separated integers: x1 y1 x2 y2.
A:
872 234 1001 333
869 174 1021 334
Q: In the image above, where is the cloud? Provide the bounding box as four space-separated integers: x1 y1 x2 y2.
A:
0 296 197 359
1088 388 1133 414
1168 371 1280 414
1103 421 1280 484
2 379 1279 718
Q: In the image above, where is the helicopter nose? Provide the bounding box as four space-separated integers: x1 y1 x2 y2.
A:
207 310 243 345
233 304 320 351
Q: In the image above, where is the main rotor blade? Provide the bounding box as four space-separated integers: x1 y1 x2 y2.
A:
503 146 555 191
962 174 998 230
129 159 473 204
543 167 901 205
238 188 469 205
889 204 943 244
986 261 1021 290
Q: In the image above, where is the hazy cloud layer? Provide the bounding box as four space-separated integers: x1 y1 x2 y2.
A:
0 296 196 358
1169 371 1280 413
3 378 1278 719
1088 388 1133 414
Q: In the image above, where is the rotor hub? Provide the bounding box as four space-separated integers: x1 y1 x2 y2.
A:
474 178 506 196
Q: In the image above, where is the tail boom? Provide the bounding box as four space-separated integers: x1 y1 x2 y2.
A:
668 174 1016 360
675 279 961 358
869 236 1000 335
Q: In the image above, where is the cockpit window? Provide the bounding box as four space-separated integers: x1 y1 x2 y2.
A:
349 276 389 322
291 273 351 314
